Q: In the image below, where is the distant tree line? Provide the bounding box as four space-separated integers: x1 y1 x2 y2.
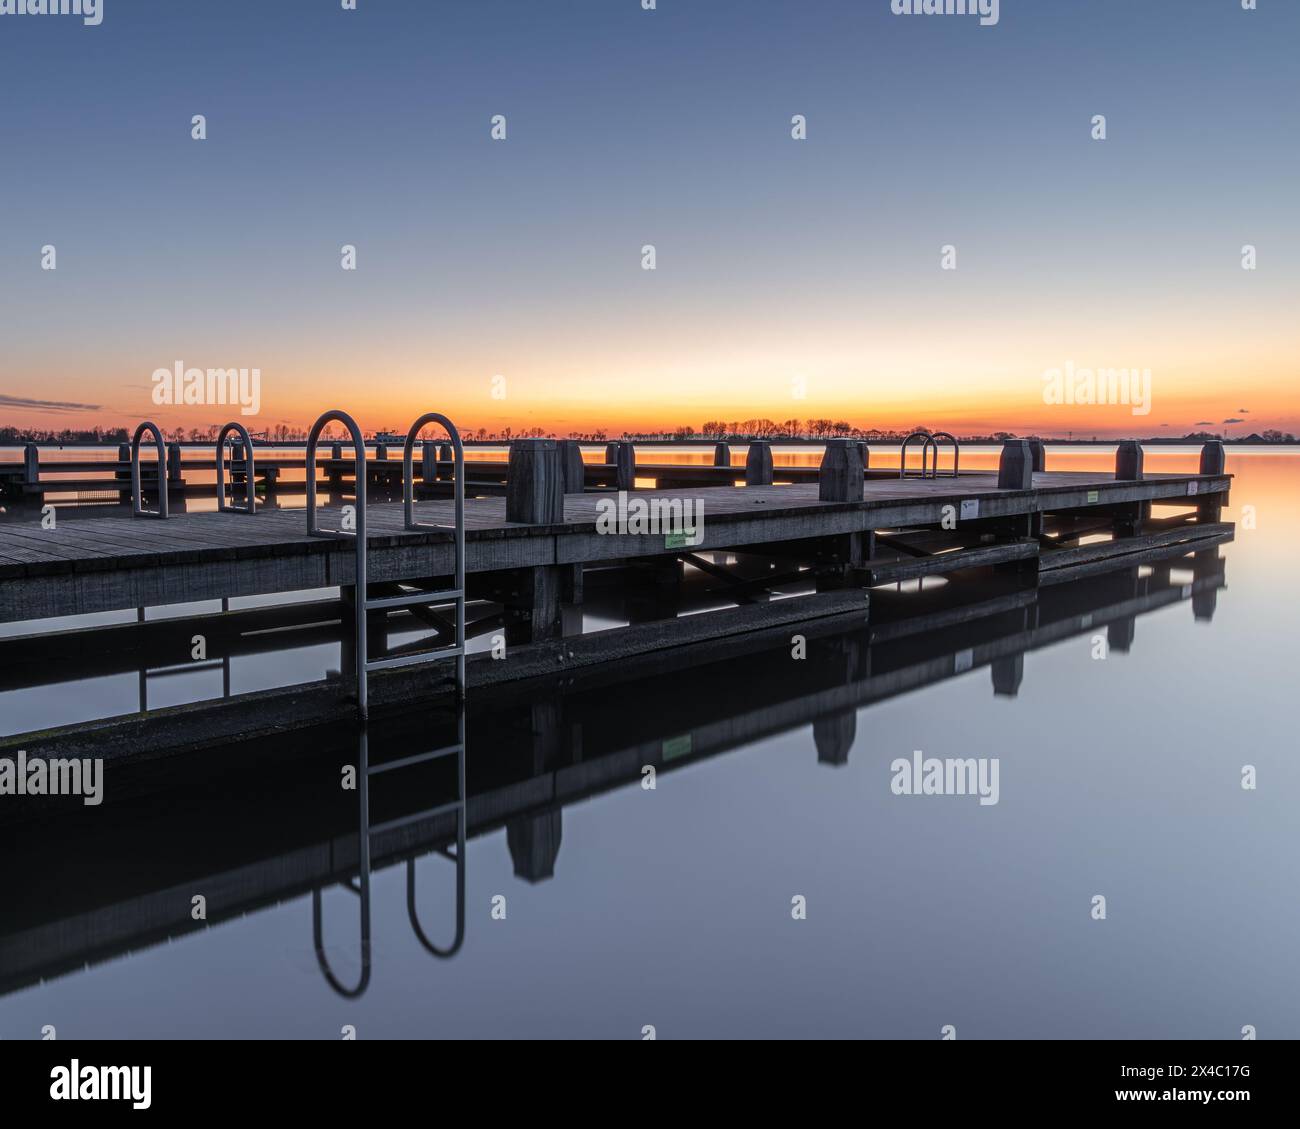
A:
3 421 1295 445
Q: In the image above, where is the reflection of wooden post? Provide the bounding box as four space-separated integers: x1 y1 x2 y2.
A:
819 438 863 502
814 713 855 767
991 654 1024 697
1108 617 1136 654
507 810 563 883
745 440 773 485
1192 548 1221 622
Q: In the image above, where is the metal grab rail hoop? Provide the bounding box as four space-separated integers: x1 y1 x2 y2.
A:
305 409 369 713
402 413 467 696
130 421 170 519
215 421 257 514
406 700 467 959
930 430 960 478
306 408 468 719
313 726 372 999
899 431 937 480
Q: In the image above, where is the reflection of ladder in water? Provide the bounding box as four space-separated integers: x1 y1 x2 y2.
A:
134 599 233 711
304 410 467 720
312 716 467 998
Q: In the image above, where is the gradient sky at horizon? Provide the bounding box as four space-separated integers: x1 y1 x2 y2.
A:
1 0 1296 438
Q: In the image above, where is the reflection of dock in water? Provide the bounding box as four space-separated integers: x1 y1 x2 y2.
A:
0 547 1227 999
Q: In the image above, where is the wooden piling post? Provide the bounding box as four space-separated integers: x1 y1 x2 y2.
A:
1197 439 1226 521
22 443 39 486
997 441 1033 489
712 442 731 468
1113 441 1147 534
745 440 774 486
604 441 635 491
375 444 388 461
557 440 586 494
503 439 565 642
420 440 436 483
818 438 864 502
166 443 183 485
1115 440 1144 480
1028 438 1045 473
115 443 131 499
507 439 564 523
858 442 870 471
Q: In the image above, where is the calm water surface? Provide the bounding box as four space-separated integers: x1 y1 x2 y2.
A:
0 448 1296 1039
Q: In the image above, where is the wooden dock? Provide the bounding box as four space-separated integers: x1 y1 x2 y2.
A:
0 444 1229 600
0 434 1233 733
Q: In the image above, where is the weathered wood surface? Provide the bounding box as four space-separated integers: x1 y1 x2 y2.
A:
0 470 1230 622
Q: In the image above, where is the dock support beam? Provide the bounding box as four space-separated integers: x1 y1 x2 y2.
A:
745 440 773 486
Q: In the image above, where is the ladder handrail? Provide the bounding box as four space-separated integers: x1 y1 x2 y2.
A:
402 412 467 697
930 430 960 478
899 430 937 479
215 421 257 514
407 702 467 958
306 410 369 715
130 421 170 519
313 725 372 999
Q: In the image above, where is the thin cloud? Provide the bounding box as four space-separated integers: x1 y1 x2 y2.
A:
0 392 103 413
1195 420 1214 426
1223 417 1244 424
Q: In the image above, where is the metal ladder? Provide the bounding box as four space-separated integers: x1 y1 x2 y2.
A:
305 409 467 719
313 719 467 998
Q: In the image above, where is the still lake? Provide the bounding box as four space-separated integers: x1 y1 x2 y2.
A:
0 447 1295 1039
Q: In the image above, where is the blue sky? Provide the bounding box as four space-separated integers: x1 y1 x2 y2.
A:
1 0 1296 435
